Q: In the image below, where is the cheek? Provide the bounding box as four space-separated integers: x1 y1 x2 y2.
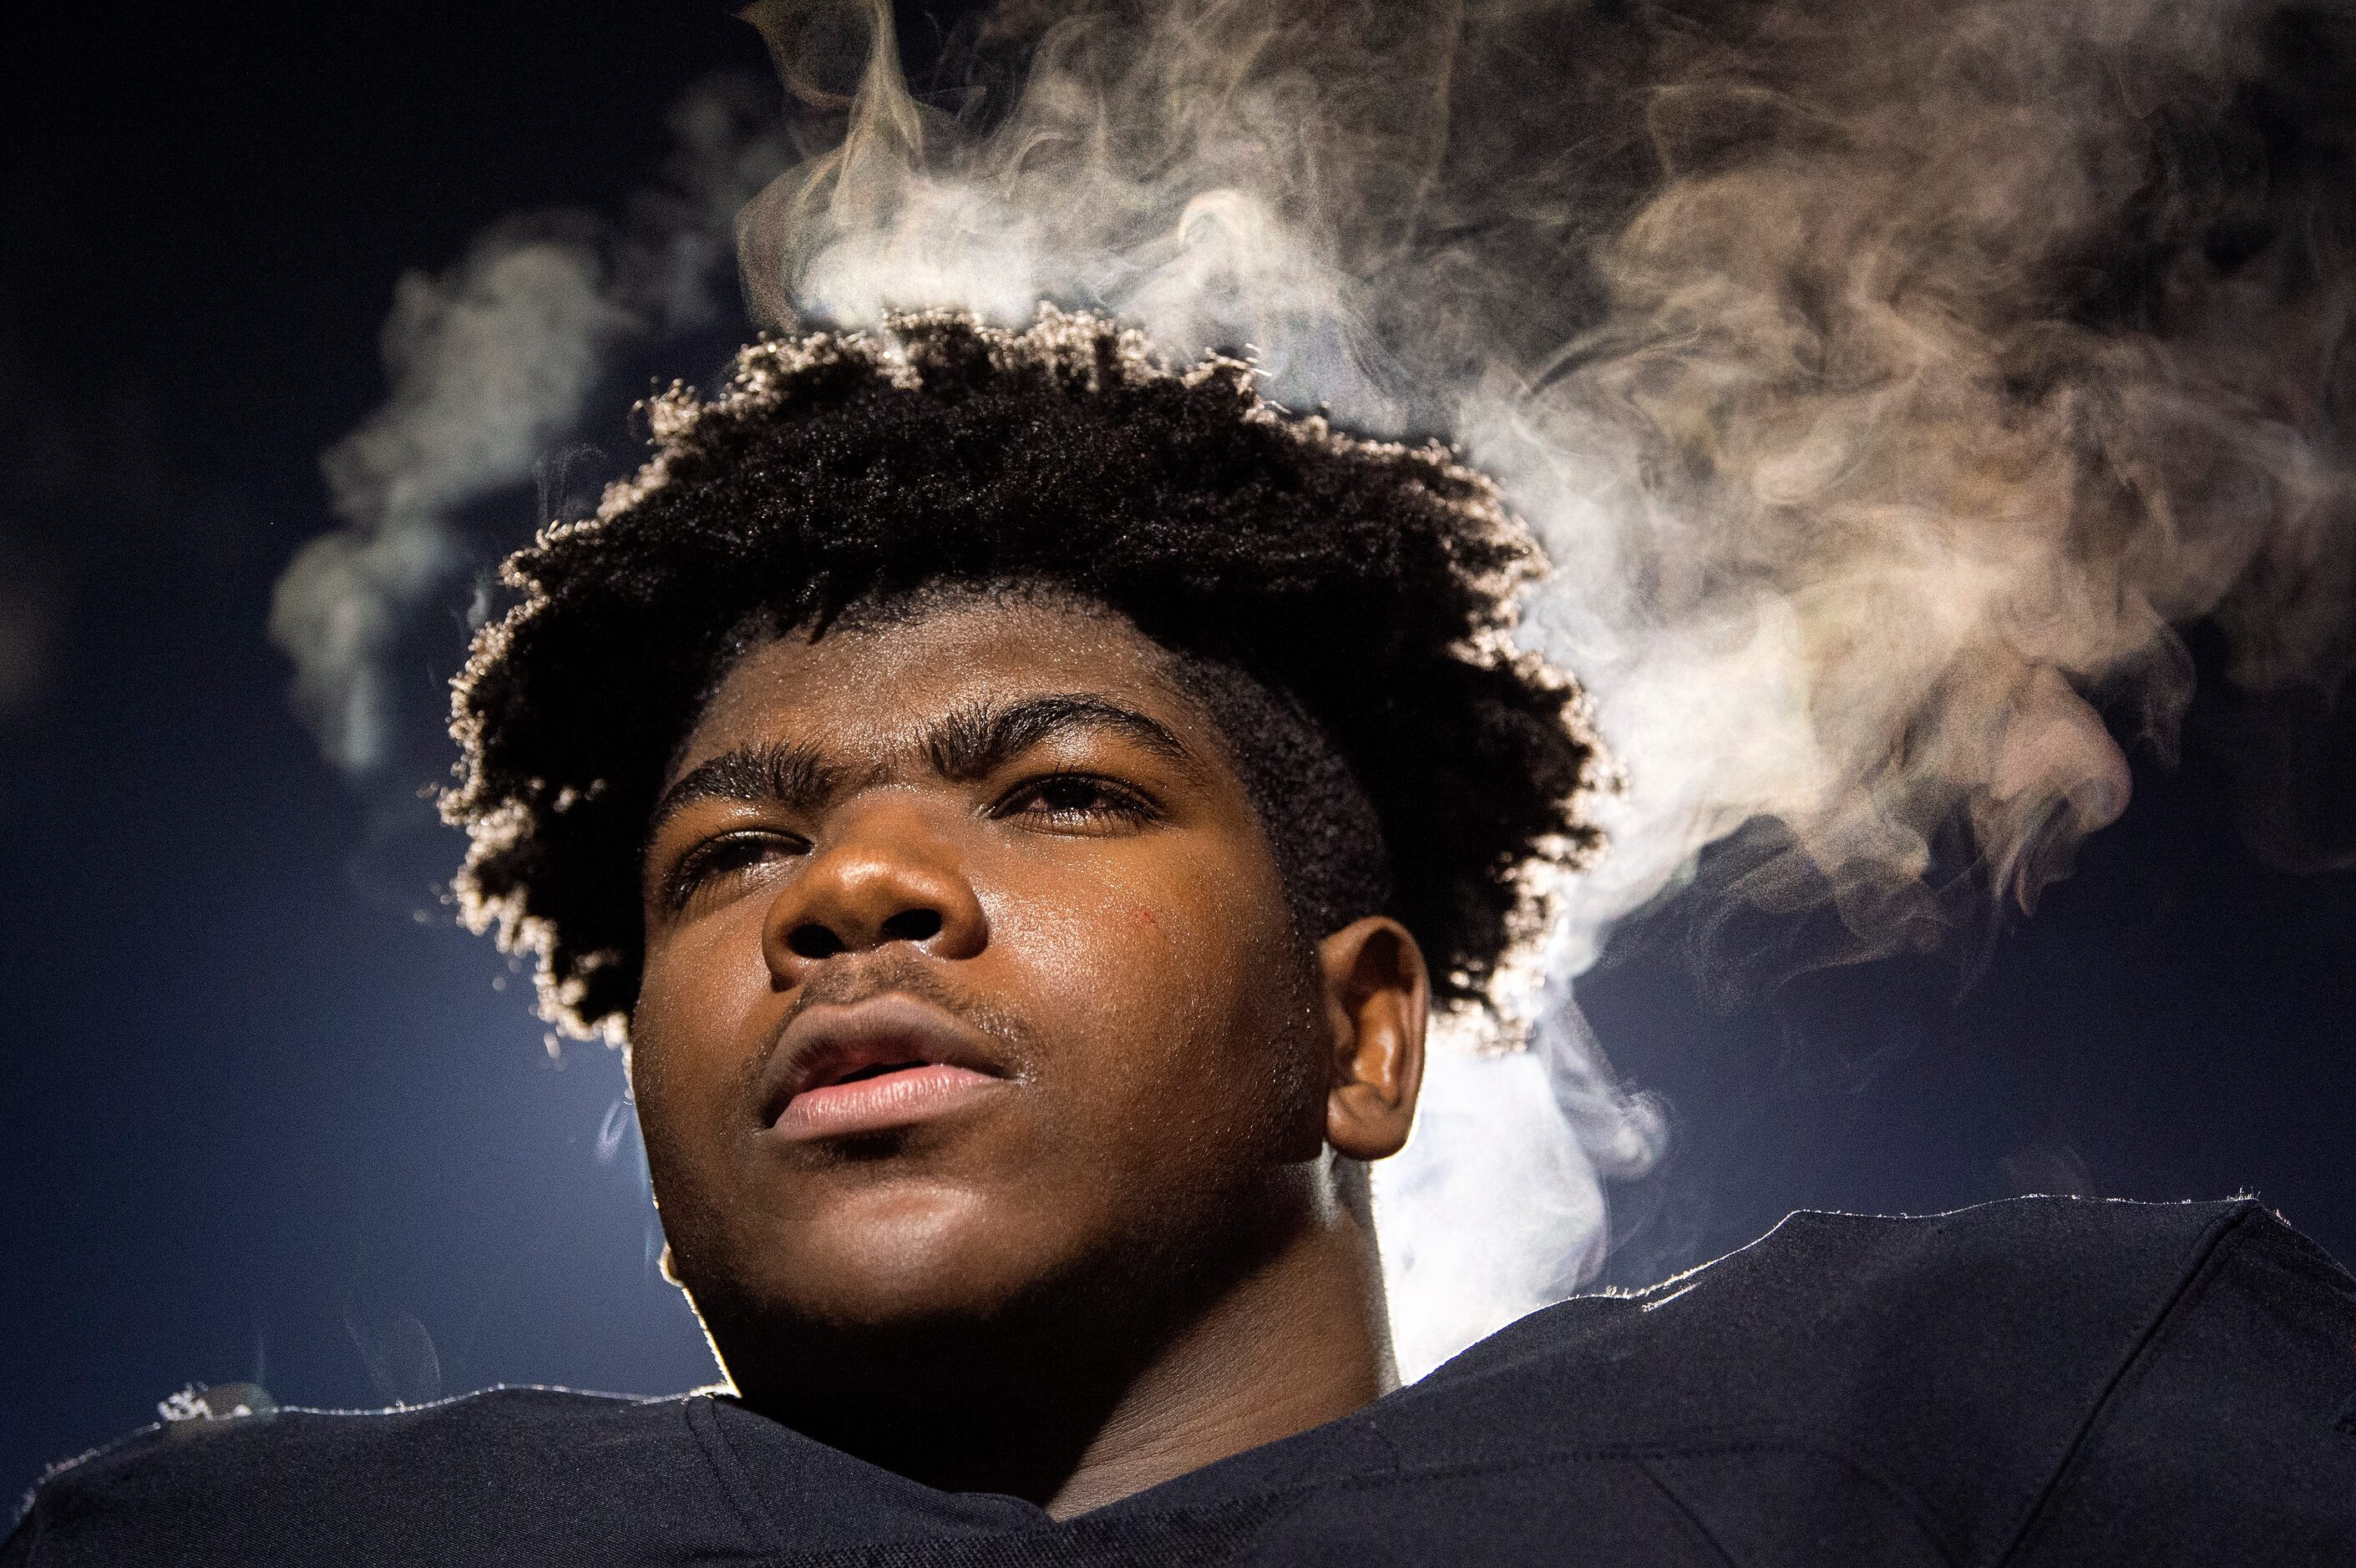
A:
629 909 776 1152
986 841 1315 1141
637 898 773 1029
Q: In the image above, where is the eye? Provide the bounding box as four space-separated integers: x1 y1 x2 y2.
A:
996 773 1160 832
658 830 804 911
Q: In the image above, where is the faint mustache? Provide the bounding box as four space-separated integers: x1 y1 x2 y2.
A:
746 953 1036 1095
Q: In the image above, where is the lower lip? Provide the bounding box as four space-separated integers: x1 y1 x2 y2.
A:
770 1063 1004 1141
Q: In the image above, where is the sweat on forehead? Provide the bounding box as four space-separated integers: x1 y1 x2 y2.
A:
440 308 1604 1042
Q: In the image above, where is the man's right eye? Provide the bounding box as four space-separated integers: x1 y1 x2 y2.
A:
660 832 803 910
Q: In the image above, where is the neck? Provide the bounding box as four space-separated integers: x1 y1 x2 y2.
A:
726 1196 1396 1519
1031 1207 1396 1517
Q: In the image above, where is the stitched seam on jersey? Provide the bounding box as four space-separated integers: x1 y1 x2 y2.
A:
764 1458 1690 1568
1299 1444 1956 1560
1630 1458 1740 1568
685 1395 798 1556
1284 1435 1941 1513
745 1438 1937 1566
1991 1202 2257 1568
1190 1425 1955 1532
763 1494 1295 1568
1359 1412 1411 1474
1637 1446 1960 1568
1459 1436 1954 1565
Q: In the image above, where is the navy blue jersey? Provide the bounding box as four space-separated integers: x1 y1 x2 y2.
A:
11 1196 2352 1565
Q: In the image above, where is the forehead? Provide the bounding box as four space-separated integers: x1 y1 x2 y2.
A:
671 594 1203 778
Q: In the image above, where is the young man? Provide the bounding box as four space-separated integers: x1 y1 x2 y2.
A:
10 312 2352 1565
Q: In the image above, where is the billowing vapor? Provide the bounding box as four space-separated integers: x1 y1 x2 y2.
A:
719 0 2354 1372
1376 990 1666 1378
269 80 793 769
275 0 2356 1375
745 0 2353 945
271 235 626 769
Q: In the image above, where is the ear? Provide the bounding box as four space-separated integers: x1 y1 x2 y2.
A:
1315 916 1429 1161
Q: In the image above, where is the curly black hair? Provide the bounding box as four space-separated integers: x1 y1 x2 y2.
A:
443 309 1604 1042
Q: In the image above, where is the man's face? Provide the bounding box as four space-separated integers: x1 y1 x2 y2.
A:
631 594 1334 1363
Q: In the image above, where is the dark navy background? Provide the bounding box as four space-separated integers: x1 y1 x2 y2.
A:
5 0 2350 1503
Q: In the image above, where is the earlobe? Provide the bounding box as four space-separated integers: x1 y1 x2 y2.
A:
1317 917 1428 1162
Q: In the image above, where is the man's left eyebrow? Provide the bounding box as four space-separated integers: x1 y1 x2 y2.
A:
923 695 1197 781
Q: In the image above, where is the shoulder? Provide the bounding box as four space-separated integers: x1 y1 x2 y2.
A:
1427 1194 2300 1401
1631 1191 2288 1348
5 1386 771 1567
1373 1196 2354 1565
1447 1193 2328 1388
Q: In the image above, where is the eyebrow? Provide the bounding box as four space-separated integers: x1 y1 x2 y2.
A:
924 694 1193 781
648 741 841 839
646 694 1194 839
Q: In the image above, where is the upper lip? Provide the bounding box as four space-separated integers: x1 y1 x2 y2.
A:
757 993 1010 1125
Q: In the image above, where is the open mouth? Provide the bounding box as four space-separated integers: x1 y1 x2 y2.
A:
820 1059 932 1087
766 995 1011 1143
773 1059 1003 1141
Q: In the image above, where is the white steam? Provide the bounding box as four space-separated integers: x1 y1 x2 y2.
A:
1373 987 1665 1378
275 1 2356 1375
271 237 626 768
727 0 2353 1372
270 81 793 769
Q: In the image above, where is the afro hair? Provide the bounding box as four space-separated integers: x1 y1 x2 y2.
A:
443 308 1605 1043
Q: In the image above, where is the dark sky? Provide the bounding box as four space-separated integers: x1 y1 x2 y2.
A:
4 0 2351 1504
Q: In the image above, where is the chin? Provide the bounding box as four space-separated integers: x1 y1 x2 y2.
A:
741 1181 1077 1333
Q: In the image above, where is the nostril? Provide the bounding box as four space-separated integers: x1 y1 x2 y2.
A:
879 908 945 944
786 923 845 960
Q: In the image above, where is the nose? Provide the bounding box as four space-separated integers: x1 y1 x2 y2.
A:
759 793 987 984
